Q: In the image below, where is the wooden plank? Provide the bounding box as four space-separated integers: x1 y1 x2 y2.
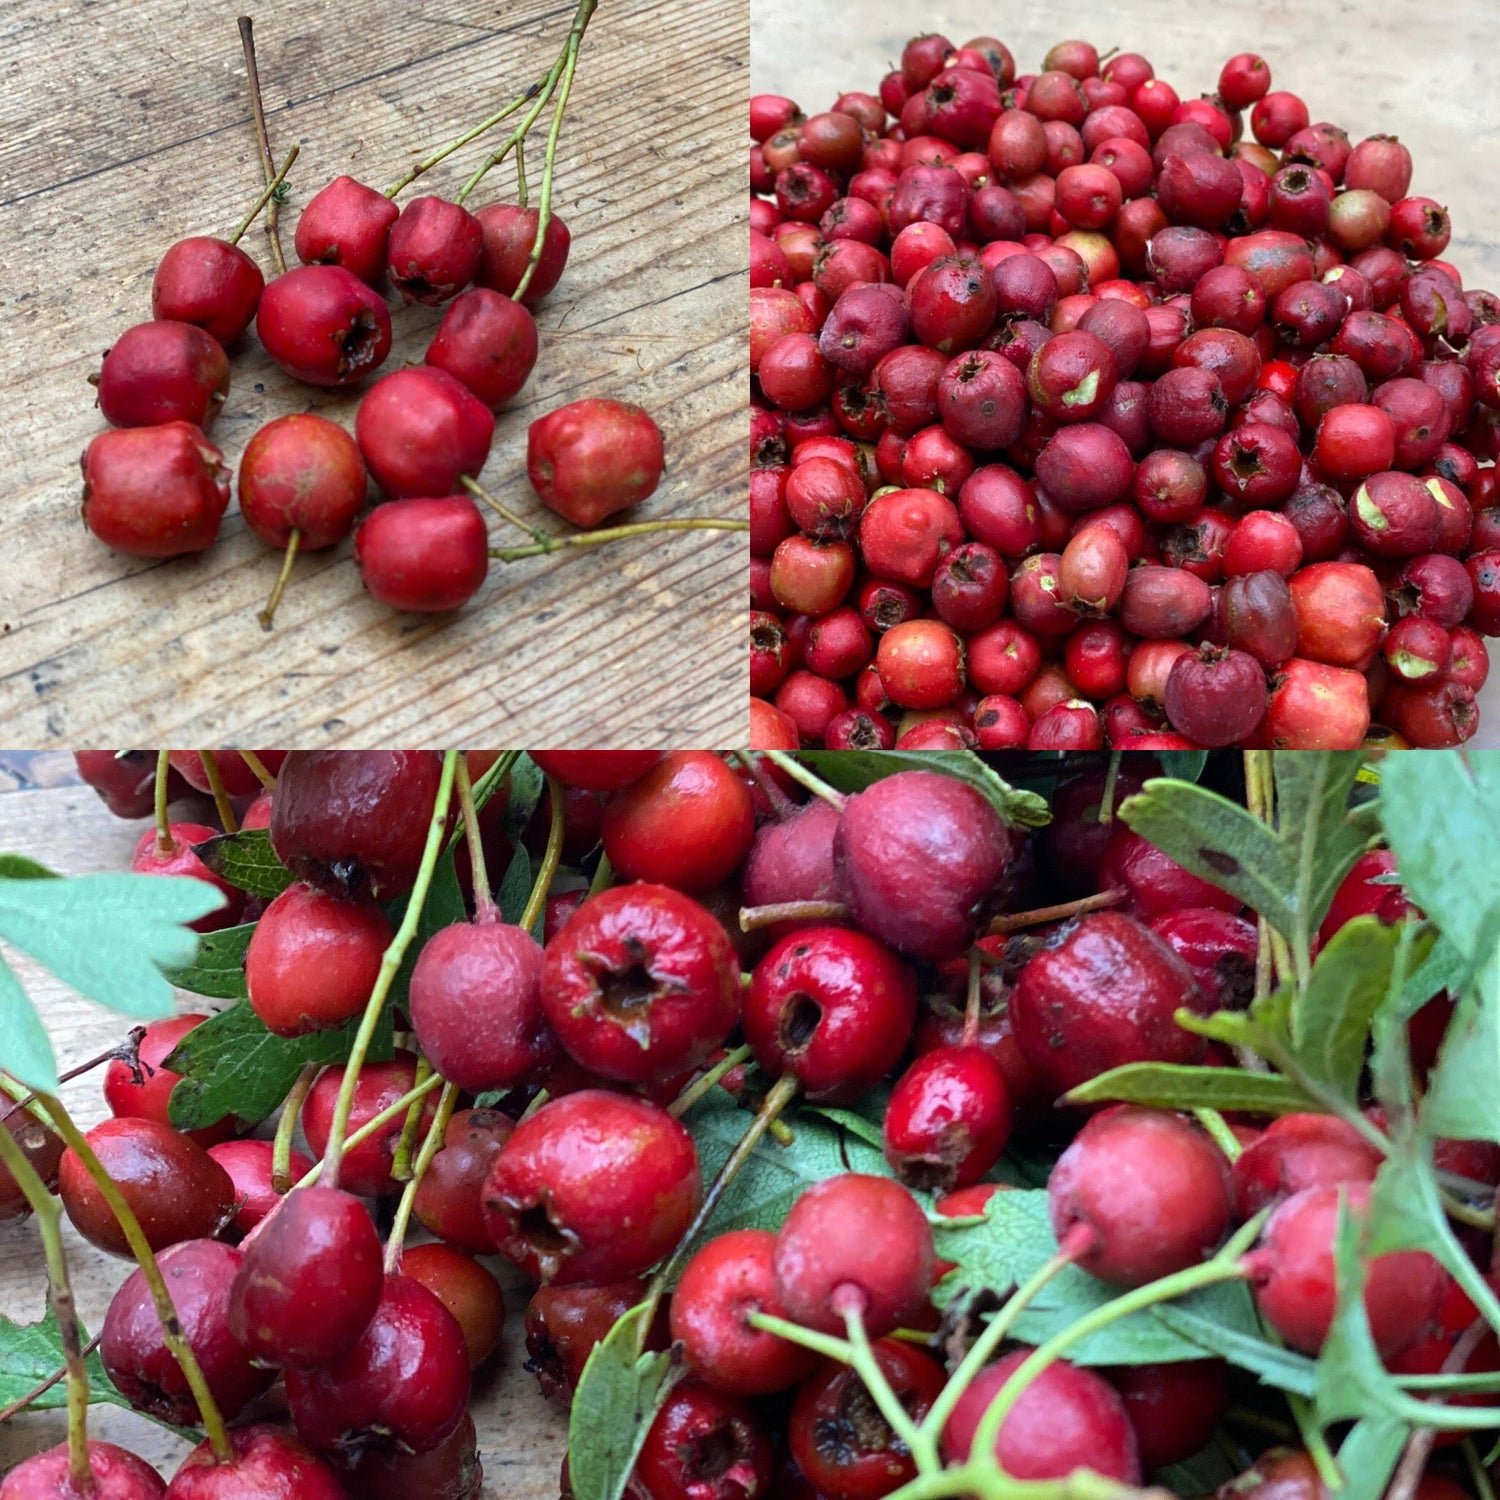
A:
0 783 569 1494
0 0 749 747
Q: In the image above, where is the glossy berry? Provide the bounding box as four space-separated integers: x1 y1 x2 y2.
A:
410 911 554 1090
772 1174 934 1337
0 1109 64 1222
237 413 369 550
941 1349 1141 1482
356 494 490 613
1048 1107 1230 1286
58 1117 234 1258
95 322 230 431
524 1278 662 1406
413 1108 515 1253
129 823 242 933
482 1090 701 1283
539 882 740 1084
1110 1360 1230 1471
531 750 666 791
270 750 444 901
600 751 755 893
527 398 666 528
386 195 484 305
102 1238 272 1425
629 1382 773 1500
1 1440 166 1500
1149 908 1260 1012
74 749 176 819
833 770 1013 961
1101 829 1244 921
228 1185 383 1367
426 287 539 409
356 367 494 503
206 1139 314 1239
165 1425 346 1500
301 1054 436 1197
743 926 917 1102
883 1045 1011 1192
474 203 571 304
246 882 392 1036
255 265 393 387
81 422 231 558
400 1242 505 1368
1229 1113 1385 1221
103 1013 233 1147
152 236 264 345
294 175 401 284
1012 912 1204 1097
670 1228 817 1396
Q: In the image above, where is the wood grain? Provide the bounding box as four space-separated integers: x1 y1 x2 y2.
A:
0 783 570 1495
0 0 749 749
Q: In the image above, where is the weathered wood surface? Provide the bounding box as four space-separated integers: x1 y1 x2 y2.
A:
751 0 1500 746
0 0 748 748
0 782 570 1494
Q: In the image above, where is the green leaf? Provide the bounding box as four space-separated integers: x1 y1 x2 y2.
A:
190 829 294 900
502 753 547 842
0 872 223 1021
1151 1305 1318 1396
1063 1063 1309 1116
0 954 58 1093
1421 979 1500 1147
567 1303 679 1500
0 854 58 880
1154 751 1209 783
1332 1417 1409 1500
165 999 393 1130
1270 751 1372 938
160 923 255 1000
497 844 534 930
795 750 1051 828
806 1103 886 1152
1154 1445 1240 1496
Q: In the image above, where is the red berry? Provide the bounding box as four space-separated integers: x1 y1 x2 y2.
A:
400 1241 505 1368
413 1108 515 1254
103 1014 233 1147
530 750 665 791
527 398 665 528
629 1382 774 1500
426 286 539 409
355 366 494 500
329 1411 483 1500
151 236 264 345
386 195 484 305
95 322 230 432
524 1278 662 1406
1318 849 1412 944
237 413 368 550
2 1441 165 1500
1109 1359 1230 1471
0 1109 64 1222
474 203 571 304
883 1045 1012 1192
82 422 231 558
1148 908 1259 1012
302 1054 435 1197
129 822 243 933
1229 1113 1385 1221
255 265 393 387
165 1426 345 1500
206 1139 314 1239
355 494 490 613
294 175 401 284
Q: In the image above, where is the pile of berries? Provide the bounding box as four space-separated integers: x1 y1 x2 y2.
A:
750 32 1500 750
79 11 671 626
4 749 1487 1499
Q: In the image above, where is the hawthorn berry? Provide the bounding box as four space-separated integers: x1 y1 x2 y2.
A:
165 1425 347 1500
206 1138 314 1238
524 1278 664 1406
1 1441 166 1500
413 1107 515 1253
152 235 264 345
294 175 401 284
103 1013 234 1146
82 422 231 559
255 264 393 386
527 398 666 528
301 1053 437 1197
882 1045 1012 1192
400 1242 505 1368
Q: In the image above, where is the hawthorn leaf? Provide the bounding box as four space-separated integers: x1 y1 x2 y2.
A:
190 829 294 900
161 922 255 1001
0 953 57 1093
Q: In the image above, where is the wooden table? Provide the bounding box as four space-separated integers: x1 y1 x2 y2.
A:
0 0 748 749
0 781 569 1494
751 0 1500 746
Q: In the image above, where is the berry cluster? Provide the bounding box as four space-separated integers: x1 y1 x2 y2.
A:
76 9 701 631
750 33 1500 750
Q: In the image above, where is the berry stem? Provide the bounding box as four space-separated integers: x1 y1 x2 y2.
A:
738 898 848 932
962 946 983 1048
237 750 278 790
465 750 521 827
487 517 749 562
586 852 614 899
514 137 529 208
667 1043 753 1119
841 1302 927 1457
761 751 847 809
1193 1106 1243 1162
462 476 552 549
984 887 1123 936
271 1061 317 1193
455 755 494 917
235 17 288 273
390 1053 433 1182
520 774 567 934
36 1092 233 1462
154 750 172 856
227 143 299 251
319 750 459 1190
1 1034 143 1122
257 527 301 632
0 1122 93 1490
384 1081 459 1272
730 750 798 820
293 1071 444 1190
518 1087 550 1123
197 752 239 834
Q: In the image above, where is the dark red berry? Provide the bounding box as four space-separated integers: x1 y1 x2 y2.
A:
0 1110 64 1223
400 1241 505 1369
527 398 665 528
165 1426 345 1500
206 1139 314 1239
95 321 230 432
301 1054 436 1197
882 1045 1011 1192
386 195 484 305
524 1278 663 1406
1109 1359 1230 1471
82 422 231 559
413 1108 515 1254
629 1382 773 1500
1229 1113 1384 1221
255 265 393 387
426 287 539 409
474 203 571 305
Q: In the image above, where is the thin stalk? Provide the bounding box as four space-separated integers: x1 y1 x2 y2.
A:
985 888 1123 937
390 1054 433 1183
154 750 172 855
385 1082 459 1272
1463 1438 1496 1500
2 1038 141 1121
39 1094 232 1461
466 750 521 829
236 17 288 272
668 1044 753 1119
1285 1391 1341 1489
520 775 567 933
294 1072 444 1189
489 517 748 563
740 898 847 932
0 1124 92 1489
197 752 238 834
462 476 551 549
1097 751 1123 825
272 1062 317 1193
320 751 459 1189
587 852 614 899
257 528 301 632
456 755 494 917
237 750 278 789
762 751 846 809
1194 1107 1243 1162
228 144 298 249
514 137 529 207
843 1303 925 1457
962 947 983 1048
730 750 798 821
519 1087 550 1123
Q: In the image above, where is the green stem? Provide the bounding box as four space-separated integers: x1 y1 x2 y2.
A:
467 750 520 826
390 1053 433 1182
237 750 277 789
319 751 459 1189
257 526 301 631
197 752 238 834
1286 1391 1342 1488
1464 1437 1496 1500
520 775 566 933
744 1310 853 1364
842 1303 926 1458
1194 1107 1243 1162
1097 751 1122 825
514 136 529 207
293 1072 444 1189
272 1062 317 1192
587 852 614 899
455 755 494 917
385 1082 459 1272
462 476 552 549
488 517 749 563
227 143 298 253
0 1122 92 1490
762 751 846 809
668 1043 753 1119
154 750 172 855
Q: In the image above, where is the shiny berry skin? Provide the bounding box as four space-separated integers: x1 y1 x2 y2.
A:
104 1013 233 1147
301 1054 435 1197
788 1340 946 1500
1248 1182 1447 1356
601 752 755 893
74 749 172 819
237 413 369 550
255 265 393 387
287 1274 469 1454
833 770 1013 961
629 1381 773 1500
400 1241 505 1368
413 1108 515 1253
1109 1359 1230 1471
1 1440 166 1500
0 1109 64 1222
129 822 242 933
772 1174 934 1337
270 750 444 901
1228 1113 1384 1221
1148 908 1259 1012
58 1117 235 1258
228 1185 383 1367
1049 1107 1230 1286
82 422 231 559
152 235 265 345
527 398 665 528
743 927 917 1102
355 366 494 500
410 912 554 1090
426 286 539 409
355 495 490 612
883 1045 1011 1192
167 752 287 798
670 1229 817 1396
95 321 230 432
245 883 392 1037
474 203 571 305
206 1139 314 1239
386 195 484 305
294 174 401 284
524 1278 664 1406
102 1238 272 1425
482 1090 701 1284
531 750 666 791
1012 912 1204 1097
943 1348 1140 1481
539 882 740 1085
164 1425 346 1500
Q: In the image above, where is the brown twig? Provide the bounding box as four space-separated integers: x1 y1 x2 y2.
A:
984 887 1124 936
237 16 286 274
0 1334 102 1424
